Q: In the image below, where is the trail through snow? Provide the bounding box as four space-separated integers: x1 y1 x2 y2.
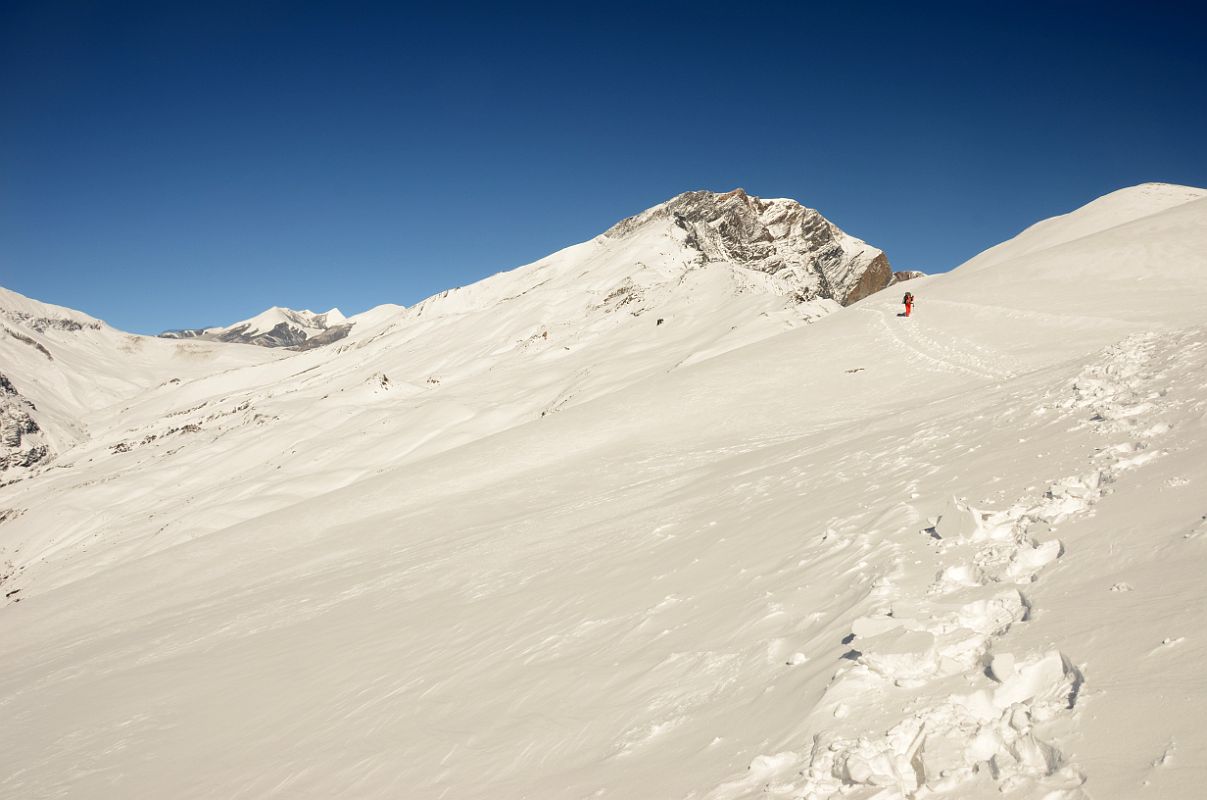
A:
704 328 1206 799
862 305 1020 382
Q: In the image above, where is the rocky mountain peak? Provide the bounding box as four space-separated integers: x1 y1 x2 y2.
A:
604 189 892 305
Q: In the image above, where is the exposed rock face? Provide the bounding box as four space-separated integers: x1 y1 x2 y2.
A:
222 321 311 348
890 270 926 285
3 326 53 360
605 189 892 305
291 324 353 351
2 312 101 334
0 373 50 473
1 309 102 362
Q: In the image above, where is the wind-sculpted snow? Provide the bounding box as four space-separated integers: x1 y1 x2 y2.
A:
1 184 1206 799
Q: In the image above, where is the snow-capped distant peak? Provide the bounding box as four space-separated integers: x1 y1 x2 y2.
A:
159 305 352 349
236 306 343 337
320 307 346 326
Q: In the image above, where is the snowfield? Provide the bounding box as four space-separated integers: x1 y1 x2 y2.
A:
1 183 1206 799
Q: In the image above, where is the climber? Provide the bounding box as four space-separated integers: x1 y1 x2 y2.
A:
902 291 914 317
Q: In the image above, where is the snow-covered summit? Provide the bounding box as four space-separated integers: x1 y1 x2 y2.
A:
605 188 892 305
960 181 1207 275
0 284 104 333
395 188 890 331
161 305 351 349
237 306 346 336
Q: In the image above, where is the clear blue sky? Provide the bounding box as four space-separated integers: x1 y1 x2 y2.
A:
3 1 1205 334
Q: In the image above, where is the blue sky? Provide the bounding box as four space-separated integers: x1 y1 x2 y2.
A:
2 1 1205 334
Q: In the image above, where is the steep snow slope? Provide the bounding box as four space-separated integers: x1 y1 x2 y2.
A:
2 184 1206 800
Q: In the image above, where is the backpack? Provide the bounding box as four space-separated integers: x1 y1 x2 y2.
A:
903 292 914 304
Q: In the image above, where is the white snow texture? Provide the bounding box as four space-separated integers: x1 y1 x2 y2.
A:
2 183 1207 799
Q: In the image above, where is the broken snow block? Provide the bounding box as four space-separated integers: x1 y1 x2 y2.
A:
933 497 982 541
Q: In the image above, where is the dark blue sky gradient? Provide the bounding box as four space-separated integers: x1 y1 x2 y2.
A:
3 1 1205 333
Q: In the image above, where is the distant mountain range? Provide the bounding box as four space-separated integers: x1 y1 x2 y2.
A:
155 189 899 350
160 306 352 349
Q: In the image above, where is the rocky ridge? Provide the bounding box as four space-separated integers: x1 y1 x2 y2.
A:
605 189 892 305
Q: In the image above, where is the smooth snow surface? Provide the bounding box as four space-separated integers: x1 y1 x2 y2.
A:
2 184 1207 799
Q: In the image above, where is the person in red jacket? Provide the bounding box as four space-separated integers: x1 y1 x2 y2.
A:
903 291 914 317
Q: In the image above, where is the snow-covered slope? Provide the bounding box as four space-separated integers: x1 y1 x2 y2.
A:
0 286 281 475
2 184 1206 800
161 305 351 348
0 189 861 576
958 182 1207 274
0 188 882 580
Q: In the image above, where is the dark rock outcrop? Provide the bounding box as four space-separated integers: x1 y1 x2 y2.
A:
0 373 51 472
890 270 925 285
